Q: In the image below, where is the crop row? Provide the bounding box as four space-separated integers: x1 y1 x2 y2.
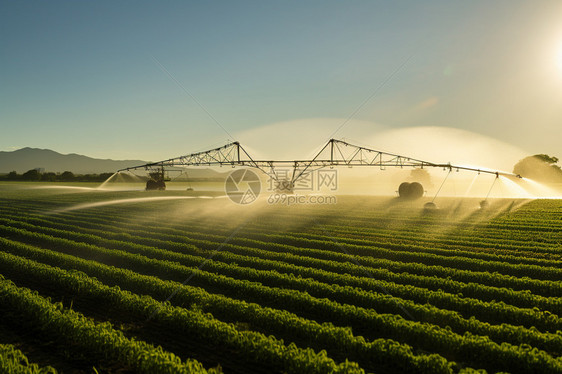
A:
0 241 455 374
0 251 368 374
2 218 561 328
4 215 561 306
0 233 560 373
3 213 561 301
300 226 562 259
0 344 56 374
245 203 561 231
0 278 218 374
35 204 562 265
56 211 562 284
50 205 562 265
21 201 560 254
4 200 560 261
4 199 559 251
3 234 561 357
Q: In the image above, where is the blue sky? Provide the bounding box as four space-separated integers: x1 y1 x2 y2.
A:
1 1 561 161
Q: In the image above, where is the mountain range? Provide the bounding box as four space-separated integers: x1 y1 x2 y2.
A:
0 148 225 178
0 148 149 174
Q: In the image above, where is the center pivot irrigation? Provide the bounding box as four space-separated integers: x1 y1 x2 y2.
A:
118 139 521 201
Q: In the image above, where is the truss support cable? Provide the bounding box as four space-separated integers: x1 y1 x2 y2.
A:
432 170 451 203
484 175 499 201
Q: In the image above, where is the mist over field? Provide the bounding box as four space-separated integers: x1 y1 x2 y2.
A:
236 119 528 171
1 182 561 373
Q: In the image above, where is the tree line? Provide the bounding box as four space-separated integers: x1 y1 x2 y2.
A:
0 169 114 182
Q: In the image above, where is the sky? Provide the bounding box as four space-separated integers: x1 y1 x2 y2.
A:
1 1 561 163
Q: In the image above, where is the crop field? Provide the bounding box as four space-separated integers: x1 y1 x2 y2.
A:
0 183 561 374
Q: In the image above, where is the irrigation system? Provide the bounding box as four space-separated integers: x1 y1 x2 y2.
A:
118 139 521 202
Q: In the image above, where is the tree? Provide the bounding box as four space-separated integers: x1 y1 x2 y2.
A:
533 154 559 165
409 168 433 188
99 172 114 181
6 171 19 180
21 169 41 181
60 171 75 181
41 172 57 182
513 154 562 182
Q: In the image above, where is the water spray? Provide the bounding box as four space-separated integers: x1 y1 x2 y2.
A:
520 177 561 198
463 174 479 197
48 196 216 214
424 169 452 210
97 172 118 190
479 173 499 209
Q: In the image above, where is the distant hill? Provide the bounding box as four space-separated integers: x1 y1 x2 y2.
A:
0 147 149 174
0 148 228 178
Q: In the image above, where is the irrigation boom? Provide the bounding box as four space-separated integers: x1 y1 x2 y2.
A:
119 139 521 185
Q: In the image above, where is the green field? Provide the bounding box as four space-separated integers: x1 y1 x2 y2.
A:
0 183 561 373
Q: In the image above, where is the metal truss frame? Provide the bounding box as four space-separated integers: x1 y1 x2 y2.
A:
119 139 521 182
